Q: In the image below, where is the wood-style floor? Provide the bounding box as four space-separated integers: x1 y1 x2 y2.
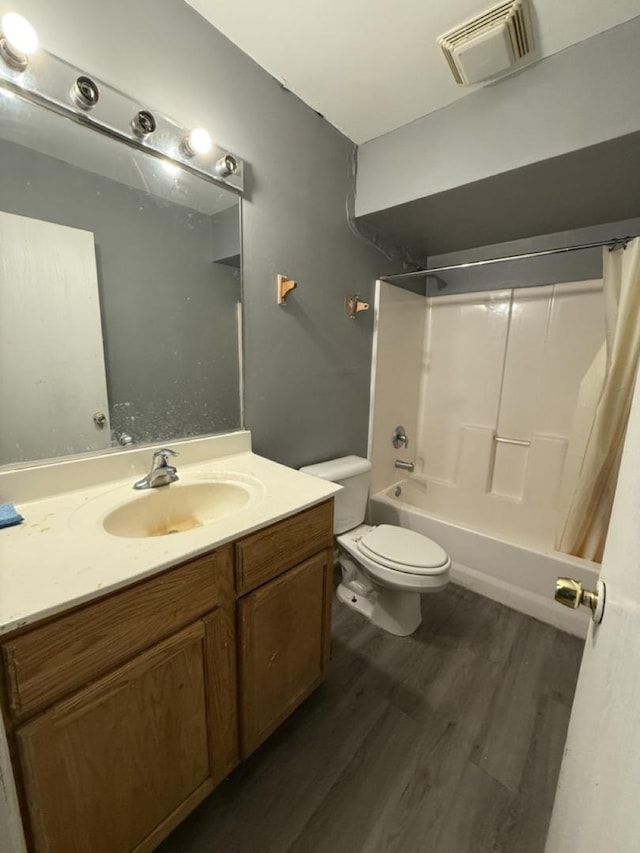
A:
159 584 583 853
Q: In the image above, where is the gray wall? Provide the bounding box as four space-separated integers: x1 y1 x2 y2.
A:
12 0 389 468
356 17 640 217
0 137 241 444
360 132 640 257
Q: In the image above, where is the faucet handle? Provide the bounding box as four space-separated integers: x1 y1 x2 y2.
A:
392 426 409 449
153 447 179 463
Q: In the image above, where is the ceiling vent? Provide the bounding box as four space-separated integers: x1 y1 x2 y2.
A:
438 0 534 86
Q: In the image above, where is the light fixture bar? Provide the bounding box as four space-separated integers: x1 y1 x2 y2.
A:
0 44 245 193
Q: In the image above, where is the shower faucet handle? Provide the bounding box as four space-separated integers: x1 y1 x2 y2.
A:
392 425 409 449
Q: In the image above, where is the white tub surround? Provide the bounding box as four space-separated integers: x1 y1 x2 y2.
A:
0 431 340 636
370 482 598 639
368 282 425 494
414 282 605 548
369 280 606 550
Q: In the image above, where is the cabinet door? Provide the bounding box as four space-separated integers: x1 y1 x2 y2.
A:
16 620 228 853
238 549 333 757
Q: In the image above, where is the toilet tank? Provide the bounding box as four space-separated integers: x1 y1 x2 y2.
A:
300 455 372 534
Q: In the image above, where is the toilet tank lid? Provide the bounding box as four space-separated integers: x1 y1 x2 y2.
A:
300 455 372 482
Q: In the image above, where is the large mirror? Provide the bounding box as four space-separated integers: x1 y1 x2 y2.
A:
0 88 242 468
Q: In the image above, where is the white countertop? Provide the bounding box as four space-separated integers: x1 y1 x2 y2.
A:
0 435 339 636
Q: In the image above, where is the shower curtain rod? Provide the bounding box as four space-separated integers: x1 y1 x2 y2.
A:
380 235 636 282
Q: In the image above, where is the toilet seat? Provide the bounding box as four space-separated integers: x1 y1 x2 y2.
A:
337 523 451 608
357 524 449 575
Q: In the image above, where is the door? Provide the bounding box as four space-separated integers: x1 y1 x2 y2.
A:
0 210 111 464
545 371 640 851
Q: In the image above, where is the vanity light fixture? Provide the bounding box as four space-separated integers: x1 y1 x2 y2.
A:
70 75 100 110
0 27 245 191
215 154 238 178
130 109 157 138
0 12 38 71
182 127 212 157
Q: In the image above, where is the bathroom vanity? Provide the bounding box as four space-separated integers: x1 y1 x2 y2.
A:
0 433 339 853
0 33 341 851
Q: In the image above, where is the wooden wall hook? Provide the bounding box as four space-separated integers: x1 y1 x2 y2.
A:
277 275 297 305
345 294 370 319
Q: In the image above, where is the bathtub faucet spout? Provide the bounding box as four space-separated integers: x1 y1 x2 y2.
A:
395 459 414 472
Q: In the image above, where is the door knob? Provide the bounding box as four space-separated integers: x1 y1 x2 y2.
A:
555 577 606 623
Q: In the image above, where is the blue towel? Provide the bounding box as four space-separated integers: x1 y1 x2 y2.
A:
0 503 23 529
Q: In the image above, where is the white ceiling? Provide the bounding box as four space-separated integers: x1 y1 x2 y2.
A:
186 0 640 143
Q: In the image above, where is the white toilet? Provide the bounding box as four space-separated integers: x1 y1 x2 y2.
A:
301 455 450 636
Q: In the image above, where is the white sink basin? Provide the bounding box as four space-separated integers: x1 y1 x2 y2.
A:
103 481 253 538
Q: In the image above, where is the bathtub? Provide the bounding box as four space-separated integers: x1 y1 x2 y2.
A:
369 481 600 638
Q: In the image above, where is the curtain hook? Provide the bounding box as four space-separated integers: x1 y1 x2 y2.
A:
608 237 632 252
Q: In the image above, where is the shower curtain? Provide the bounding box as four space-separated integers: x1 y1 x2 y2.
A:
556 238 640 562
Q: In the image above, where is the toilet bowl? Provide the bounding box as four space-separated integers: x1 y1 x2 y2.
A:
300 456 450 636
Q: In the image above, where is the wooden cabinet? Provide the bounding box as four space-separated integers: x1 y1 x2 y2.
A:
3 552 222 721
235 500 334 594
17 622 214 853
2 545 238 853
0 499 334 852
238 548 334 757
235 500 334 758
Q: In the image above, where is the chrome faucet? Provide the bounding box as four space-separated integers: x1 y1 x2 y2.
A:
395 459 414 472
133 448 179 490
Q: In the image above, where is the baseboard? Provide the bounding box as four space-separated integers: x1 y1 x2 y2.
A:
450 561 589 639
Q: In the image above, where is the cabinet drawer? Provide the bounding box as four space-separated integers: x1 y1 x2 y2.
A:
235 500 333 595
2 550 221 720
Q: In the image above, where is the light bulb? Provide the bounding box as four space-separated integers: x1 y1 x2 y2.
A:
183 127 212 157
1 12 38 57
